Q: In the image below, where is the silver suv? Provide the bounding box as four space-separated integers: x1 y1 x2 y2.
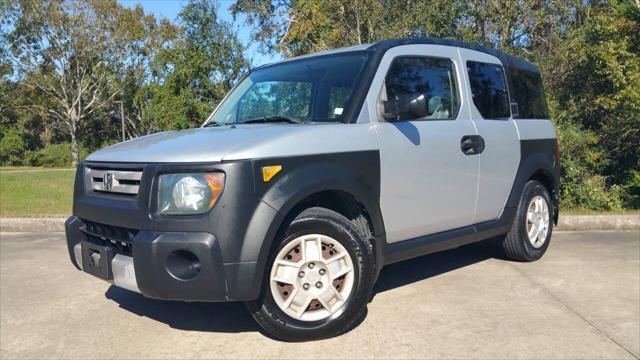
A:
65 37 560 341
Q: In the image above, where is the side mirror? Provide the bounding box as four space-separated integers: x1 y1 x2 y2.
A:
383 94 427 121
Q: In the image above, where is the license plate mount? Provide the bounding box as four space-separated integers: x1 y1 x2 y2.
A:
81 241 115 280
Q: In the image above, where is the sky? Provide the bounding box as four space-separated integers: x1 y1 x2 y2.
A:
116 0 282 67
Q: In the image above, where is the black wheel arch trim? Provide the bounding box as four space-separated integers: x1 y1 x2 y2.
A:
508 139 560 223
240 150 385 300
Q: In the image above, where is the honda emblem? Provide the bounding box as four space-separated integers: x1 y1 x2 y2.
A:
103 173 114 191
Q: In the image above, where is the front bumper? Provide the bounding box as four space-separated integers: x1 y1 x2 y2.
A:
66 160 286 302
66 216 231 301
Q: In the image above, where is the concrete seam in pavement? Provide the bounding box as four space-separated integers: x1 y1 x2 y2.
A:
1 215 638 233
506 262 640 359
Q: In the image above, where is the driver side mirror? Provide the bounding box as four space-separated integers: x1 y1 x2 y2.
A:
382 94 427 121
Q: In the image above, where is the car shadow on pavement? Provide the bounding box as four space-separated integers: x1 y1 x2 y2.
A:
373 240 502 295
105 240 502 335
105 286 259 333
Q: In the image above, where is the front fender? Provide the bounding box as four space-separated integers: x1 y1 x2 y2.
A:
228 151 383 300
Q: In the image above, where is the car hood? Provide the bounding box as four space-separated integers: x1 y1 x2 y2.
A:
86 125 295 163
85 123 379 163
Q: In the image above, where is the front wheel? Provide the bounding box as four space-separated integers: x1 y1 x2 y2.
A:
502 180 554 261
246 207 375 341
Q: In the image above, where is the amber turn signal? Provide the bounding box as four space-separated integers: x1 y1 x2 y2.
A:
202 173 225 207
262 165 282 183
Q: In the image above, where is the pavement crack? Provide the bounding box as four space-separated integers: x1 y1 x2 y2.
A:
506 262 639 360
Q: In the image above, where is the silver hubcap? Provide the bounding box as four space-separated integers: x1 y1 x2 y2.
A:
269 234 355 322
526 195 550 248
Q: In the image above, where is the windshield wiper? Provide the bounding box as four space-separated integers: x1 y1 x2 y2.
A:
203 121 222 127
241 116 303 124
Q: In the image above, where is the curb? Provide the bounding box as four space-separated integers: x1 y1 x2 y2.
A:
1 215 638 233
1 218 67 233
556 214 639 231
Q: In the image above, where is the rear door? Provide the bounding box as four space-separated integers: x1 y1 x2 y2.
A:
364 45 480 243
457 49 521 223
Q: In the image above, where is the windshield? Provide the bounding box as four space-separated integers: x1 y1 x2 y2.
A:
206 52 370 125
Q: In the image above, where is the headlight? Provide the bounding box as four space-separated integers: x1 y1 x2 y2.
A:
158 172 225 215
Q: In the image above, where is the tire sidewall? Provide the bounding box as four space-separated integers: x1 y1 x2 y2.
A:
253 211 373 340
519 181 553 259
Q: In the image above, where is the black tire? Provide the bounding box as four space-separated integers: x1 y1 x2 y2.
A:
502 180 553 262
246 207 376 342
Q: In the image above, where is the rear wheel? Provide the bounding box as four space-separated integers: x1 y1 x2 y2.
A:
502 180 553 261
247 207 375 341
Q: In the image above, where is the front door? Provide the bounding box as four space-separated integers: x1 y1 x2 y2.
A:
365 45 480 243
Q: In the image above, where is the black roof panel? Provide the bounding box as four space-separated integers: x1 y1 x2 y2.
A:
369 37 540 73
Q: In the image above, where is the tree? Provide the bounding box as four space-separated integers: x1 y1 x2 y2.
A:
232 0 390 56
230 0 577 57
108 9 178 140
1 0 17 127
548 0 640 208
5 0 167 166
145 0 248 130
231 0 639 209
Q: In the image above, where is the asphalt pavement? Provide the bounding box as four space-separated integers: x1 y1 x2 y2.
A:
0 230 638 359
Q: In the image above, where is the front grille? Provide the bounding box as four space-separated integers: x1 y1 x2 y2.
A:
86 167 143 195
80 220 138 256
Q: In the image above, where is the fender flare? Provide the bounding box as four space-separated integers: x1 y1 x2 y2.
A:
229 157 385 300
503 142 560 224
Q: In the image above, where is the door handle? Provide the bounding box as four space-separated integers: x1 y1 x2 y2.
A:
461 135 485 155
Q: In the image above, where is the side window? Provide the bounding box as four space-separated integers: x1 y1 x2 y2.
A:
467 61 510 119
383 56 460 120
237 81 312 121
511 68 549 119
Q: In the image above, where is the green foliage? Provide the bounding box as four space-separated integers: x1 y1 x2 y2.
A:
556 117 624 210
1 0 638 212
25 143 89 168
145 0 248 130
0 127 26 166
231 0 578 57
1 0 246 163
233 0 639 210
547 1 640 209
622 170 640 208
2 0 180 165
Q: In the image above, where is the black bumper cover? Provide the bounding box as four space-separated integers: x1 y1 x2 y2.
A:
65 160 284 302
65 215 248 301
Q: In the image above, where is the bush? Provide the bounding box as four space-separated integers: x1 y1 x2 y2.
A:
0 128 26 166
561 173 624 211
555 117 624 210
621 170 640 209
26 143 88 168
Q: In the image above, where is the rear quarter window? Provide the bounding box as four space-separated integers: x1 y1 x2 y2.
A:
467 61 510 119
510 68 549 119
